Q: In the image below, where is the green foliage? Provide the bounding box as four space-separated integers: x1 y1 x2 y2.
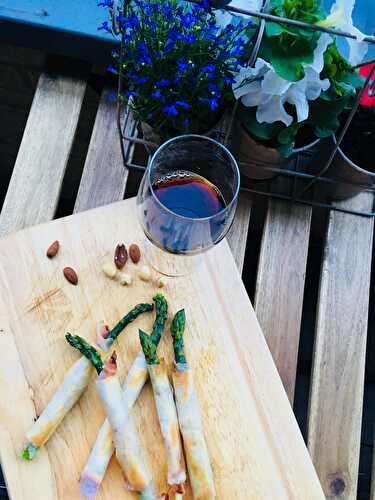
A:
239 0 363 156
258 0 324 81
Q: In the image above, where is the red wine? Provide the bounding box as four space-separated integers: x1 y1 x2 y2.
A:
152 171 226 218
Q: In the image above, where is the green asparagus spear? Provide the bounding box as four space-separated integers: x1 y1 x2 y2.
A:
65 334 103 375
106 302 154 345
150 294 168 345
22 443 39 461
139 330 160 365
170 309 187 365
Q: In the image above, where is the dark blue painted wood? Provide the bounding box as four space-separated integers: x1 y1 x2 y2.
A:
0 0 117 63
323 0 375 59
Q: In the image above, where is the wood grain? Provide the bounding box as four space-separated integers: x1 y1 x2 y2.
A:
0 198 324 500
74 87 130 213
0 72 86 238
226 191 252 273
308 192 374 500
254 200 312 402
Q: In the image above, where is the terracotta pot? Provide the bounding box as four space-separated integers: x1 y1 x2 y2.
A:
233 122 321 181
313 134 375 201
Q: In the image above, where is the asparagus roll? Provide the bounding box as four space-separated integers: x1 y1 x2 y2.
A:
96 353 155 494
79 294 168 497
170 311 215 500
139 330 186 492
22 303 153 460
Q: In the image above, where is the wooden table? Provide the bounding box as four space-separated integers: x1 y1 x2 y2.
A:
0 45 374 500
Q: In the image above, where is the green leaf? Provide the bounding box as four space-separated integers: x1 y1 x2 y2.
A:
278 143 294 158
277 123 299 144
265 22 285 37
259 34 317 81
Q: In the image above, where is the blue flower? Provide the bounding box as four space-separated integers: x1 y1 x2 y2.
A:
177 59 188 72
118 14 140 29
98 0 113 7
162 105 179 117
156 79 170 88
224 75 236 85
231 46 245 56
208 83 222 98
200 97 219 110
106 91 117 103
162 4 173 18
151 89 163 99
128 72 148 85
175 100 190 110
180 13 197 28
111 49 119 58
183 34 197 44
98 21 111 33
126 90 138 98
201 64 216 74
107 64 118 75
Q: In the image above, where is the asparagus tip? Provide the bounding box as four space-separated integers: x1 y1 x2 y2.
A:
22 443 38 461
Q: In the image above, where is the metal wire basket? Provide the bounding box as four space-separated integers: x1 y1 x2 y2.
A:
114 0 375 217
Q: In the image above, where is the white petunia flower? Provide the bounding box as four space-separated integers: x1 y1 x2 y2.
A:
317 0 368 65
215 0 262 28
233 34 331 126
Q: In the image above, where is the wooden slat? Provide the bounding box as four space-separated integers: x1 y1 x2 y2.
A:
254 200 312 402
0 72 86 237
371 428 375 500
227 191 252 273
74 87 130 213
308 192 374 500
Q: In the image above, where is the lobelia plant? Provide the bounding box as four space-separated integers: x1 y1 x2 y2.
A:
233 0 365 157
98 0 252 141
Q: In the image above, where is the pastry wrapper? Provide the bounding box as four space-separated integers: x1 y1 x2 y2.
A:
26 323 109 449
96 358 153 493
149 360 186 488
80 350 149 496
172 363 215 500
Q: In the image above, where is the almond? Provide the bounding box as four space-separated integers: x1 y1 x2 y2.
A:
114 244 128 269
46 240 59 258
129 244 141 264
63 267 78 286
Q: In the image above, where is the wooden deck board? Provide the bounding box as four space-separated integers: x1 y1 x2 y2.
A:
226 191 252 273
307 192 374 500
0 72 86 237
74 87 130 213
254 200 312 402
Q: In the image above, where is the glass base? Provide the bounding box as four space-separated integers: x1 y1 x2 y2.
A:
143 237 202 277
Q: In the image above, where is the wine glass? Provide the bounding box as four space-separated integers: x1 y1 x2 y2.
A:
137 135 240 276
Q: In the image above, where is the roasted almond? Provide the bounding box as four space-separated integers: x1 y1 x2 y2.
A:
129 244 141 264
63 267 78 286
114 244 128 269
46 240 60 258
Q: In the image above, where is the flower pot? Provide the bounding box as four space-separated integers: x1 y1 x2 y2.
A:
233 122 321 181
140 112 230 155
313 134 375 201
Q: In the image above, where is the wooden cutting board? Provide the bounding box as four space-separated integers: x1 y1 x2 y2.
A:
0 198 324 499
